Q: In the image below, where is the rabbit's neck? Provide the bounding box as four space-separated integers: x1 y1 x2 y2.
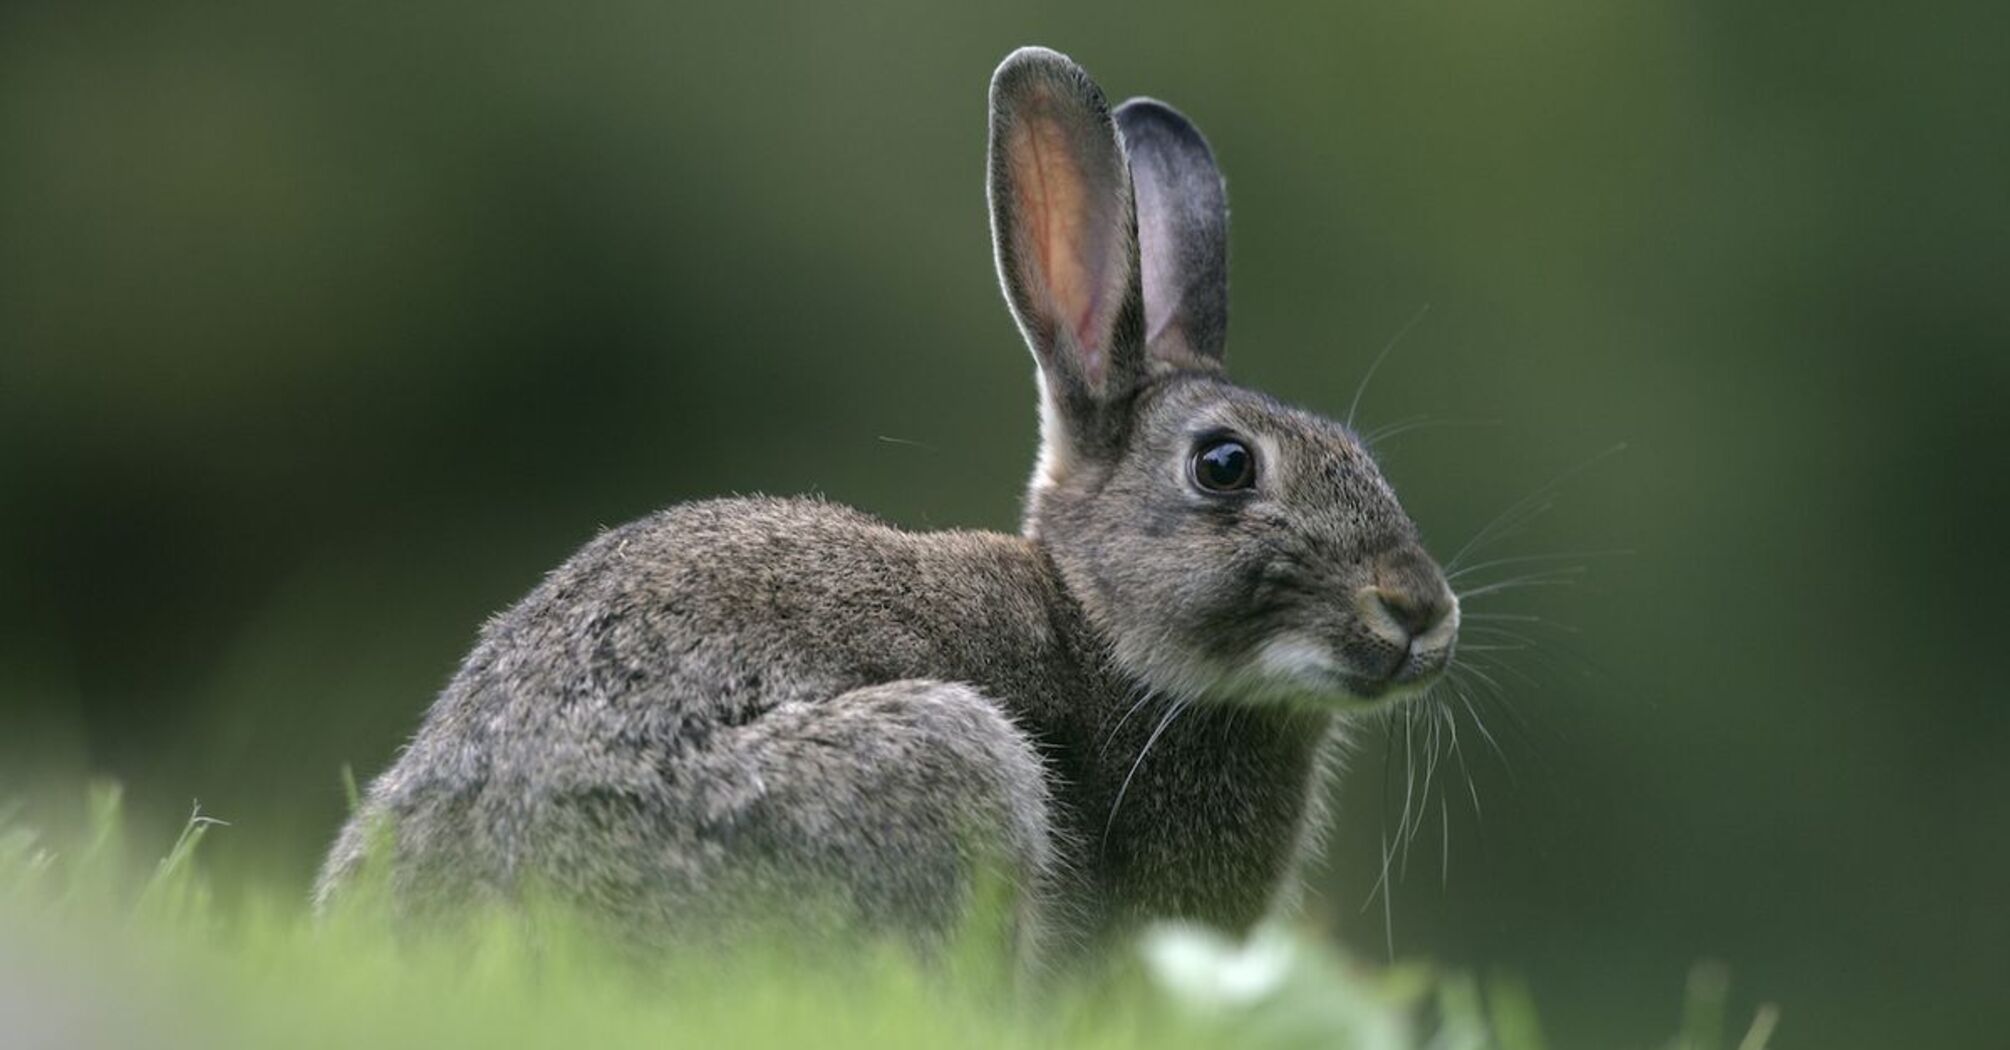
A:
1082 690 1336 939
1014 560 1338 942
919 535 1338 942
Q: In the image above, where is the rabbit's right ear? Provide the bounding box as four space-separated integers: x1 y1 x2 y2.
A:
988 48 1147 469
1115 98 1228 370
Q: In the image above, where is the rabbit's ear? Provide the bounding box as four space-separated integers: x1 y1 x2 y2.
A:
988 48 1147 454
1115 98 1228 370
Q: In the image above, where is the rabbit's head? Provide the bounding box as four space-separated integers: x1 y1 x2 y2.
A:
988 48 1457 709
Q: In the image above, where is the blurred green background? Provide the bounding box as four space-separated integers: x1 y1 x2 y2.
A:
2 0 2004 1045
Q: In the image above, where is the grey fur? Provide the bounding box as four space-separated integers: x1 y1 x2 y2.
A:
318 46 1459 968
1116 97 1229 368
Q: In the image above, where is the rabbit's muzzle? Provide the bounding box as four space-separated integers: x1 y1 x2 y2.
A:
1344 549 1459 695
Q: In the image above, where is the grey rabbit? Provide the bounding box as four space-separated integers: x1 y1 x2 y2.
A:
317 46 1460 967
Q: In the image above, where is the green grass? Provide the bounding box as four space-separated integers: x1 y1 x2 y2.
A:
0 783 1777 1050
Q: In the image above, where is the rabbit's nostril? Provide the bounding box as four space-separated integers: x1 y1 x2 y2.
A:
1372 586 1448 640
1352 583 1444 655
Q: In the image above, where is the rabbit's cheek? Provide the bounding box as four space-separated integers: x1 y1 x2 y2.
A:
1250 631 1344 686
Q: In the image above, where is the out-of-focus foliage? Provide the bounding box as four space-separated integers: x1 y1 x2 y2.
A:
0 789 1776 1050
1 1 2003 1047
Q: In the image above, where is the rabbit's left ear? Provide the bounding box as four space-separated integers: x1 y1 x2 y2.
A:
1116 98 1229 369
989 48 1147 413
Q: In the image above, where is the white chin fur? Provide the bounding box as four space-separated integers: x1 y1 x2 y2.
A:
1117 630 1378 710
1252 632 1343 684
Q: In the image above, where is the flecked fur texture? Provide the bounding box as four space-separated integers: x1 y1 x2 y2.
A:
319 46 1459 969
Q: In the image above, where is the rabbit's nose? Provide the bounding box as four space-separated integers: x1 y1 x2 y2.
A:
1345 570 1459 692
1356 549 1458 656
1371 585 1449 640
1353 584 1450 651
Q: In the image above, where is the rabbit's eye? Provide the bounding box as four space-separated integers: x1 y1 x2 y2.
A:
1192 437 1256 493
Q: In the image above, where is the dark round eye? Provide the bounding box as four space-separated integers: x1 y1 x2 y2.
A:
1191 437 1256 493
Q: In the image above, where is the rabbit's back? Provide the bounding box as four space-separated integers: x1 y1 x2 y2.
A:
317 496 1091 939
434 495 1069 736
515 496 1083 711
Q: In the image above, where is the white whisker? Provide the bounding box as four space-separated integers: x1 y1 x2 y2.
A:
1447 548 1632 582
1449 676 1513 779
1098 684 1164 758
1456 566 1588 602
1362 415 1502 448
1445 443 1627 572
1102 698 1192 849
1347 303 1433 429
1442 697 1483 818
1439 794 1450 889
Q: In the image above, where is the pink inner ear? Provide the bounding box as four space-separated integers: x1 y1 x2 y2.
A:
1010 103 1113 387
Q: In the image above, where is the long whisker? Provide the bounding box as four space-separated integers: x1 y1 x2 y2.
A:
1439 793 1451 889
1361 413 1431 445
1097 684 1164 758
1376 827 1398 961
1395 708 1422 879
1347 303 1433 429
1395 704 1419 869
1447 498 1554 574
1449 675 1514 782
1362 415 1503 448
1378 700 1399 846
1463 623 1589 668
1464 611 1581 634
1461 623 1540 642
1445 443 1628 572
1447 548 1633 582
1454 660 1513 710
1462 650 1545 691
1456 566 1588 602
1362 711 1411 932
1442 696 1483 818
1405 706 1445 871
1102 698 1190 849
1457 663 1551 761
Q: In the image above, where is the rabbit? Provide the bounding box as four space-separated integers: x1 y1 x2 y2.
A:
315 46 1460 969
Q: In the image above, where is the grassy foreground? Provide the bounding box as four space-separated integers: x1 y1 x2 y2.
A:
0 784 1776 1050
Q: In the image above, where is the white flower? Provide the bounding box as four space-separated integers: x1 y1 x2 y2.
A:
1140 922 1299 1009
1138 922 1417 1050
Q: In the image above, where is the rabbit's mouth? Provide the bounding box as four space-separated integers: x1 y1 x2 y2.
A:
1243 622 1456 710
1110 609 1457 711
1336 668 1445 707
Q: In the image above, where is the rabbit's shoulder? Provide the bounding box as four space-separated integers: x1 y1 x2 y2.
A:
480 496 1072 689
561 495 1038 595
